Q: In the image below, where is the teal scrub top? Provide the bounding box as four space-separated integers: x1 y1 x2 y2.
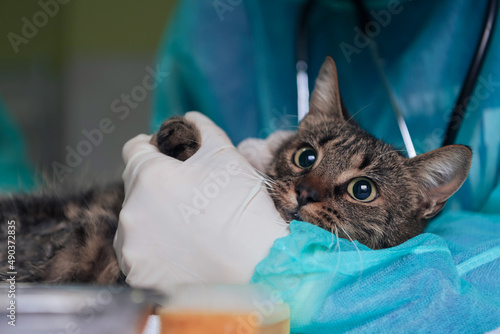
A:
154 0 500 332
0 98 35 193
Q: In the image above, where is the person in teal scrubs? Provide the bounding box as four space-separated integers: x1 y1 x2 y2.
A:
0 98 35 193
150 0 500 332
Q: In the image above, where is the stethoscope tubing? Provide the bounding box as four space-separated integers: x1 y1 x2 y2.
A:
442 0 499 146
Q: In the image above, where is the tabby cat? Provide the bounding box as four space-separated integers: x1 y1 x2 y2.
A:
0 57 471 283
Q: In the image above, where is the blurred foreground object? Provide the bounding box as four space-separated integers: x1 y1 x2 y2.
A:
159 284 289 334
0 284 161 334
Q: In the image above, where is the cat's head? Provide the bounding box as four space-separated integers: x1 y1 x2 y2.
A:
266 57 472 249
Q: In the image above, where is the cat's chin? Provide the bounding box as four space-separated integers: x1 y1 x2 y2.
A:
280 210 302 223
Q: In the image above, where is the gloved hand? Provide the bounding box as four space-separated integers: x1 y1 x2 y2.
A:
113 112 290 293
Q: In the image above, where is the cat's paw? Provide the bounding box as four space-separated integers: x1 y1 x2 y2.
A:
152 116 201 161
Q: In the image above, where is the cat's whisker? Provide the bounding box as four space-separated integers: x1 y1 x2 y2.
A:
334 225 339 249
256 173 277 185
331 225 342 278
226 164 262 177
260 185 276 192
352 102 373 116
339 226 364 279
241 172 273 188
329 227 335 249
233 164 278 187
263 187 280 197
263 185 276 193
248 179 275 192
339 102 373 132
263 181 277 189
260 179 274 187
227 166 279 194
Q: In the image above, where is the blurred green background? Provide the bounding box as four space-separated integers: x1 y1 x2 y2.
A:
0 0 176 186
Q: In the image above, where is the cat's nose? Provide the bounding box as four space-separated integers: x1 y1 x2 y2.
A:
296 183 321 207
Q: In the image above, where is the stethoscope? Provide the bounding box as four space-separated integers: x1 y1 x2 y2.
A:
296 0 498 157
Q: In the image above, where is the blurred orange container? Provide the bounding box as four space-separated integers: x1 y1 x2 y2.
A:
159 284 290 334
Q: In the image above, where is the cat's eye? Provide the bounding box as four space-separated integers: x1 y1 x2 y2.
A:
293 146 317 168
347 177 377 202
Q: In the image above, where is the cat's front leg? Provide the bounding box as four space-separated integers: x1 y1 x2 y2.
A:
151 116 201 161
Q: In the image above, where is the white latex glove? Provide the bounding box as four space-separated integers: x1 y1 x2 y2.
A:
113 112 290 293
237 130 294 173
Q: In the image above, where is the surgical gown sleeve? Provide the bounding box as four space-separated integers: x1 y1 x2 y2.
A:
251 218 500 333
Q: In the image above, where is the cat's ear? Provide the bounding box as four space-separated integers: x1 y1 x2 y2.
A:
302 56 345 126
406 145 472 218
